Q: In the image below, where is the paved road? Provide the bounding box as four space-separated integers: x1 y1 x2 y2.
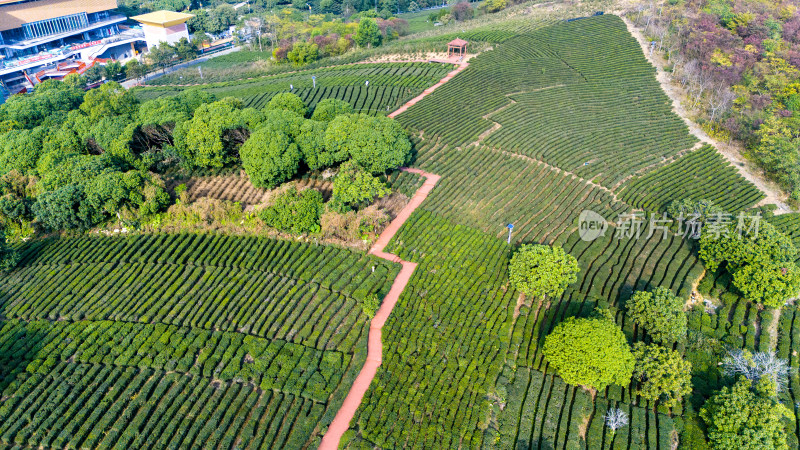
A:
121 46 242 89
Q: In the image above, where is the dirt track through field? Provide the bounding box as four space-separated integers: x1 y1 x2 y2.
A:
319 56 465 448
318 168 440 449
388 61 470 118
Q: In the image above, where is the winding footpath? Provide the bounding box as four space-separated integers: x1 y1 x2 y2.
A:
388 61 469 119
319 169 440 449
319 56 464 450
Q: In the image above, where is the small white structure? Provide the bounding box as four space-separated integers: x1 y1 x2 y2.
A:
131 10 194 51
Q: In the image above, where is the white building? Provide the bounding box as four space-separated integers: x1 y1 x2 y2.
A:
131 10 194 51
0 0 144 97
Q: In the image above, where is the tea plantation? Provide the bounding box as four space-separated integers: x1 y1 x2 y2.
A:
1 7 797 450
0 235 399 448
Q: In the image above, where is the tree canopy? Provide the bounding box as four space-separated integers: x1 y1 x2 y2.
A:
632 343 692 408
542 309 634 390
266 92 309 117
331 160 390 211
627 286 687 343
700 377 791 450
311 98 353 123
173 99 249 168
354 18 382 48
509 244 579 298
699 221 800 307
240 124 302 189
325 114 411 174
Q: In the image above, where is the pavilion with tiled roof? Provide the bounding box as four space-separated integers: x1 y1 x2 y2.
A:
447 38 468 58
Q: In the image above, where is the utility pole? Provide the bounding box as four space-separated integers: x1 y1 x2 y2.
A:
198 66 203 80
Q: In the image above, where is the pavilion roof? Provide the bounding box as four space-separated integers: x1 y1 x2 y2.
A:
448 38 468 47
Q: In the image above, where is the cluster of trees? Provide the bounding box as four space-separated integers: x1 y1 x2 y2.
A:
699 220 800 307
541 303 692 408
122 0 420 17
508 244 694 407
631 1 800 202
124 1 410 68
512 240 794 446
427 2 475 25
243 94 411 234
0 77 411 244
0 80 176 239
65 37 202 88
259 12 408 66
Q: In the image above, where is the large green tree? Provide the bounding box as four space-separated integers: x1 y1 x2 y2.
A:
627 286 687 343
173 99 248 168
542 309 634 390
311 98 353 123
296 120 331 170
354 18 382 48
79 82 139 122
509 244 579 298
266 92 308 117
239 124 301 189
700 377 791 450
632 343 692 408
324 114 411 174
0 127 47 176
0 80 84 129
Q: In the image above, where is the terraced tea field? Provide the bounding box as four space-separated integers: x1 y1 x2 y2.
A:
2 7 794 450
134 63 455 115
620 145 765 212
338 13 783 449
0 234 399 448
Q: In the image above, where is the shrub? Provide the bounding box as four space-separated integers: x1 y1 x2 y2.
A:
260 187 323 234
331 160 390 211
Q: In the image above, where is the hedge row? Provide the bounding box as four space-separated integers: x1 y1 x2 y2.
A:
0 320 345 402
619 145 765 213
0 362 323 449
1 234 399 351
347 210 515 448
490 368 676 449
412 141 627 246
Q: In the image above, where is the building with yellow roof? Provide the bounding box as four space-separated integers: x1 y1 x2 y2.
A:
0 0 145 98
131 10 194 52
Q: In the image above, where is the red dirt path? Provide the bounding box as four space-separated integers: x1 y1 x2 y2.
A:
388 61 469 118
318 168 440 449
